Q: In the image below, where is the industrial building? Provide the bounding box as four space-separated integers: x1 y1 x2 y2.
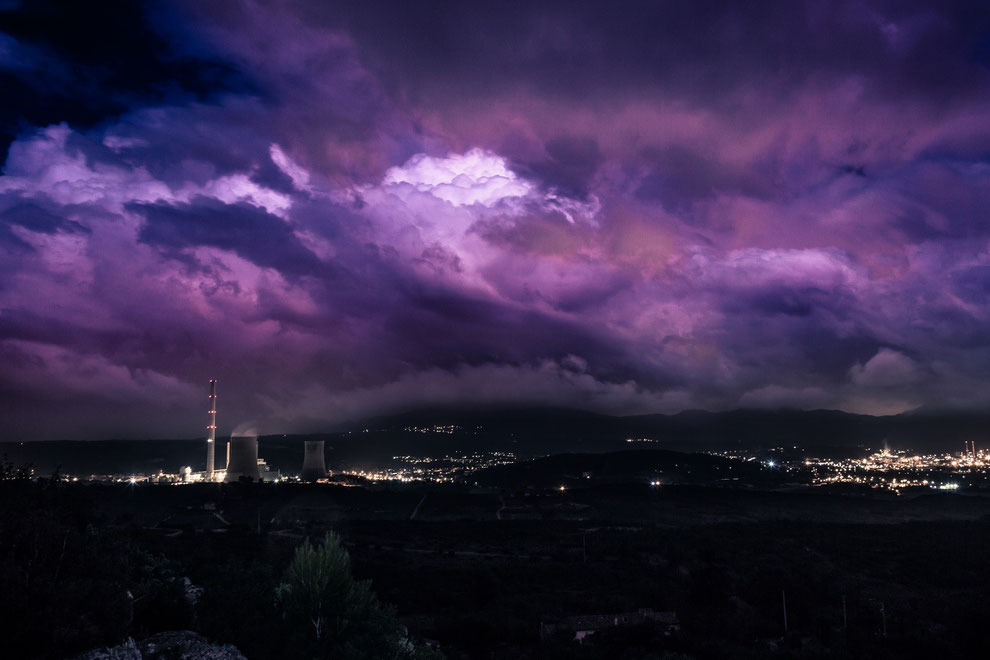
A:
225 435 262 482
300 440 328 481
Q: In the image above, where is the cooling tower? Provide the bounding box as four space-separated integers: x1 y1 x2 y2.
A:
300 440 327 481
224 436 261 482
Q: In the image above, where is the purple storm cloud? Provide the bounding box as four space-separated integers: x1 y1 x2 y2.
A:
2 0 990 439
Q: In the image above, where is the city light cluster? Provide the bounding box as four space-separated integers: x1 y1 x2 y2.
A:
401 424 464 434
713 446 989 494
803 447 986 493
341 451 518 484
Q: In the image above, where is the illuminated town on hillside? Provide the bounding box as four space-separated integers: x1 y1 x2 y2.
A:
346 451 518 483
713 443 990 494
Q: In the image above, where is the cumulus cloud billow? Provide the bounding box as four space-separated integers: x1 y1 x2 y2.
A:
2 0 990 439
381 149 531 207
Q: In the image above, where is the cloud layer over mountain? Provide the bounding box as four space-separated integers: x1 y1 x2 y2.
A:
2 0 990 438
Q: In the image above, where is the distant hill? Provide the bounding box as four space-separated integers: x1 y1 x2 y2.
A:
470 449 773 489
617 408 990 453
357 404 617 432
346 405 990 454
0 439 203 477
4 406 988 476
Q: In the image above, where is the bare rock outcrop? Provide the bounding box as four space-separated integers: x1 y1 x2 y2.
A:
75 632 244 660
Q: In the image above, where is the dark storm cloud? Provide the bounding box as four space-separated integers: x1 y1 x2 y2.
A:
633 145 774 211
514 137 603 199
379 286 635 375
250 154 300 196
0 194 89 259
307 0 990 100
133 197 326 279
952 265 990 305
0 0 248 160
1 200 89 235
3 0 990 439
0 307 111 354
305 0 990 206
104 101 278 185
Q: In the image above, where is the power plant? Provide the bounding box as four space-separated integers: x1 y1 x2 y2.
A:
225 435 262 482
198 378 319 483
300 440 327 481
206 379 217 480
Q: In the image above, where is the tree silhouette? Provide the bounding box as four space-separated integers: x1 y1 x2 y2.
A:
276 532 438 659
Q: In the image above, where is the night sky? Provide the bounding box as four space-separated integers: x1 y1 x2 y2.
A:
2 0 990 440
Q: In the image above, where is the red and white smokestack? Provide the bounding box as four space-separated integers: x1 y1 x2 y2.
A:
206 379 217 480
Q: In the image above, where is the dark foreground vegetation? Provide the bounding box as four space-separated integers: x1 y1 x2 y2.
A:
3 462 990 658
0 469 439 659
